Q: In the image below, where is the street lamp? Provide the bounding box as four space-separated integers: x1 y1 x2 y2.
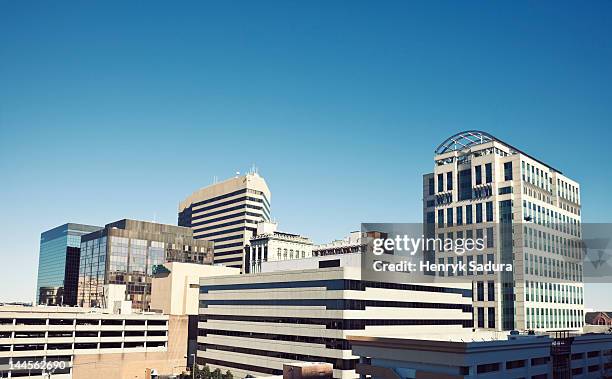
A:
191 354 196 378
184 354 196 378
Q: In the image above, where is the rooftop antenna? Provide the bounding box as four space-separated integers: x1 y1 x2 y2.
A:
235 171 240 178
213 175 218 184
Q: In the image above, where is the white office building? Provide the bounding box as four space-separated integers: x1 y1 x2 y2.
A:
197 254 473 379
179 172 272 270
423 130 583 332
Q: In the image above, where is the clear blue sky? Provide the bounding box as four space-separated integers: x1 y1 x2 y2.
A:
1 1 611 308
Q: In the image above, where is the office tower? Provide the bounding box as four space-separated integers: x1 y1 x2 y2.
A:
423 130 583 331
178 172 271 270
36 223 102 306
77 219 213 311
197 254 473 379
246 221 313 273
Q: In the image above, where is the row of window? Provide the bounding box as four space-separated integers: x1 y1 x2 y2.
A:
523 226 582 259
3 330 166 338
198 314 473 329
0 318 166 326
437 253 496 277
522 200 580 237
200 279 471 297
433 162 505 195
476 306 496 328
437 202 494 226
190 210 262 228
557 177 579 204
199 298 472 312
521 160 552 193
526 307 584 329
435 228 495 252
525 281 583 305
524 252 583 282
199 343 357 370
475 281 496 301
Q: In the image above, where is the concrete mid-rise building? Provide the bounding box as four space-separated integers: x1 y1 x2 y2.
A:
312 232 365 257
349 331 612 379
246 221 313 273
77 219 214 311
423 131 583 332
197 253 473 379
179 172 272 271
0 305 184 379
36 223 102 306
149 262 240 371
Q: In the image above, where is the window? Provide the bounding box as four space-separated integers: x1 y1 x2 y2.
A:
487 281 495 301
437 174 444 193
446 172 453 191
478 307 485 328
504 162 513 181
438 209 444 227
456 207 463 225
475 165 482 185
319 259 340 268
571 353 584 360
506 359 525 369
466 256 473 276
488 307 495 328
447 208 453 226
498 186 512 195
485 163 492 183
476 203 483 223
428 177 435 195
486 227 494 248
466 205 473 224
486 202 493 222
477 282 484 301
426 212 434 226
531 357 549 366
588 365 599 372
458 169 473 200
487 254 495 274
476 363 499 374
476 254 483 274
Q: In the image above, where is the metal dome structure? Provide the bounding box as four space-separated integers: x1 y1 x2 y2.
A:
434 130 561 173
434 130 497 155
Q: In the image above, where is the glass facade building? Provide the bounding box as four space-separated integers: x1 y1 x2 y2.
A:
36 223 102 305
78 219 214 311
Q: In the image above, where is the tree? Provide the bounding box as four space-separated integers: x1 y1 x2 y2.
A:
194 364 211 379
212 368 223 379
201 365 212 379
223 370 234 379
